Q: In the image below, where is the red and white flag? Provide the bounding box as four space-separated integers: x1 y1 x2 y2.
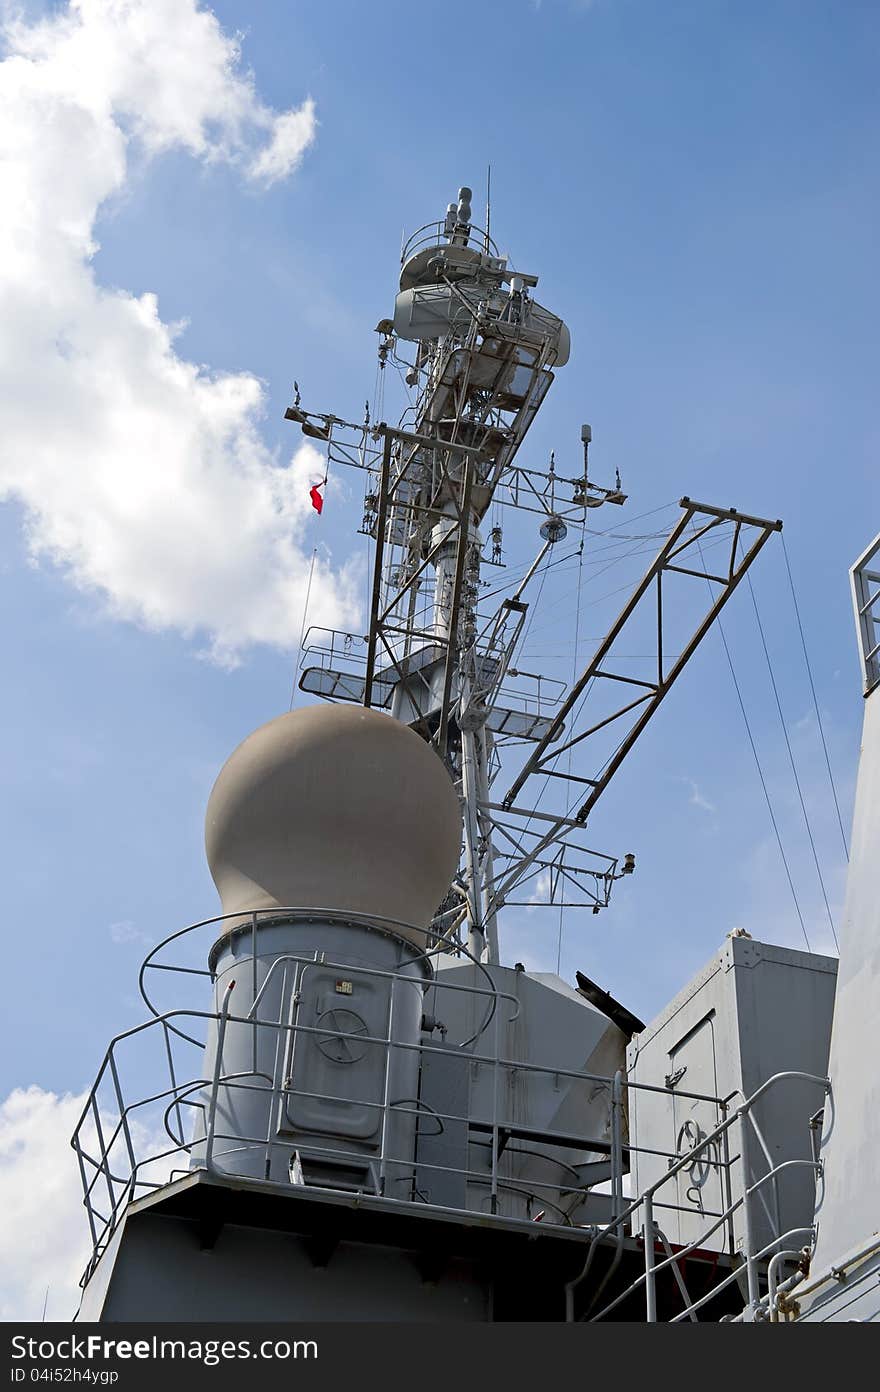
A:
309 481 325 515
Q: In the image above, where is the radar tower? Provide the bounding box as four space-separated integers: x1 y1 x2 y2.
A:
286 186 780 966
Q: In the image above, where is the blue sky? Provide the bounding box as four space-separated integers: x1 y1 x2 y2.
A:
0 0 878 1314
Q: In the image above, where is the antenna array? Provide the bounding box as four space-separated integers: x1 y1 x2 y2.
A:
285 188 780 964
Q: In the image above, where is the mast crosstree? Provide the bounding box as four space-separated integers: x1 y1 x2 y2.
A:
286 186 780 965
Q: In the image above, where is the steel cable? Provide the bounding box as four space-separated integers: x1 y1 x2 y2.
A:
693 534 812 951
744 565 839 950
781 535 850 862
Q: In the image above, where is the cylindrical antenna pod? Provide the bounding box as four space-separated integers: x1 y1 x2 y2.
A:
457 186 472 225
197 706 463 1193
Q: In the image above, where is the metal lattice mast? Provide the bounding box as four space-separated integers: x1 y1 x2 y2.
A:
285 185 781 967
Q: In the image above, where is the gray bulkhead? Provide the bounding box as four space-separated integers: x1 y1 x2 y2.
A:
418 962 628 1224
626 935 836 1258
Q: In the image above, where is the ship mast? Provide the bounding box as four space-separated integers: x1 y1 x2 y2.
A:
286 185 781 967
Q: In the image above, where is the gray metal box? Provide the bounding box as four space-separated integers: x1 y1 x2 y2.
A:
626 935 836 1259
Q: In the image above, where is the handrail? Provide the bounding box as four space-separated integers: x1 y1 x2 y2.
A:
204 980 236 1171
669 1228 813 1323
73 989 730 1278
565 1069 829 1321
74 932 828 1323
138 903 514 1030
401 220 500 266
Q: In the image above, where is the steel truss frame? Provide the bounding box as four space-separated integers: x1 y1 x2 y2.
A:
361 425 484 757
482 499 782 916
290 411 590 757
286 382 781 955
482 802 623 911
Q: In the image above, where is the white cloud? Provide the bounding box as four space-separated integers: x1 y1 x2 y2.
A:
109 919 148 944
0 1083 178 1321
681 777 716 814
526 869 552 908
248 98 317 185
0 1087 90 1321
0 1 356 665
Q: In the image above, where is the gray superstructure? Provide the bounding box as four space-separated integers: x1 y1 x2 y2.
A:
793 534 880 1322
69 188 877 1323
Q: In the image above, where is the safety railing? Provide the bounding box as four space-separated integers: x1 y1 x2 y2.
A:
851 530 880 695
298 624 568 732
401 221 500 267
563 1070 831 1322
72 910 827 1317
72 996 620 1272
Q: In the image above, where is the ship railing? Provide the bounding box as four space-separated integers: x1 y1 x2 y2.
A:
401 221 500 267
564 1069 831 1322
851 530 880 695
71 1006 819 1312
301 626 369 667
294 624 567 727
71 990 736 1289
496 671 568 714
71 909 827 1316
71 905 723 1282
